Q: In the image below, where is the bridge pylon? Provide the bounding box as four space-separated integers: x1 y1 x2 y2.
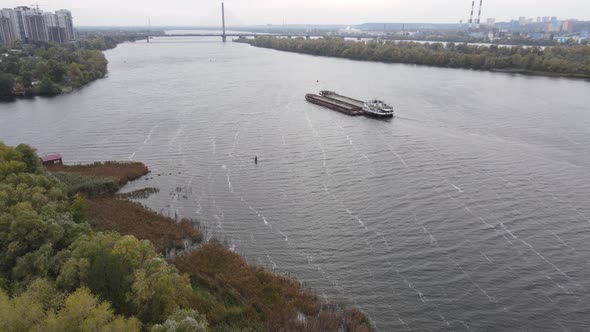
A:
221 2 227 42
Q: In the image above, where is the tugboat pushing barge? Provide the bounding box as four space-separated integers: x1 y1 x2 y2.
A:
305 90 394 118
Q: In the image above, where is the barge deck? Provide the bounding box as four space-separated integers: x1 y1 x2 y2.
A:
322 93 365 108
305 94 364 116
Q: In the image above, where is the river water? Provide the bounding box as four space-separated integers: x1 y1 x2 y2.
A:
1 37 590 331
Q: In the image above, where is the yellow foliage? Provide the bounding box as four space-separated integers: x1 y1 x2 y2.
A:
0 282 140 332
111 235 156 267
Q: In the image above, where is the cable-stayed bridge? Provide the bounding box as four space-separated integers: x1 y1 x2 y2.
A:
149 2 354 42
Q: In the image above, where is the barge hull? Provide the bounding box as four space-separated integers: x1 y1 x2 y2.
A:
305 94 364 116
363 111 394 119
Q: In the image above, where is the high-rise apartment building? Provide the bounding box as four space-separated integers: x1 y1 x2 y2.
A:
0 17 13 43
14 6 30 41
0 9 20 43
0 5 75 44
44 12 68 43
23 8 49 42
56 10 75 41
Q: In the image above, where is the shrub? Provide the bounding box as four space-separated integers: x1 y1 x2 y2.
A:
86 197 202 253
52 172 119 196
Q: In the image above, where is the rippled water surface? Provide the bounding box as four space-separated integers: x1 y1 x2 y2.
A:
2 37 590 331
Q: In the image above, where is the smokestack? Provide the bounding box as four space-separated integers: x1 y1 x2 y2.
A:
476 0 483 28
469 0 475 28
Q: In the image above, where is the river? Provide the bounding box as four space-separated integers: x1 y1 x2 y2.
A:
1 36 590 331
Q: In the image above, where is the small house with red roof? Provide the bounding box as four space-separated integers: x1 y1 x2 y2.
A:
40 154 63 166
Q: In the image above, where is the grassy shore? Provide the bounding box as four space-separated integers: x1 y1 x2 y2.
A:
87 198 202 253
46 161 149 185
46 160 372 331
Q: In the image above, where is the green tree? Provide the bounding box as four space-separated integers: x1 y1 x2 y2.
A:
0 280 139 332
57 233 192 323
45 287 141 332
0 72 15 96
0 142 90 290
35 76 61 95
70 193 86 223
15 144 40 173
150 309 209 332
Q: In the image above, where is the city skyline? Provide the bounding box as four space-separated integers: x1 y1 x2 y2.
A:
2 0 589 27
0 6 75 44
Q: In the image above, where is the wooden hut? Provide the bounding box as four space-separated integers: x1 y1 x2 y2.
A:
40 154 63 166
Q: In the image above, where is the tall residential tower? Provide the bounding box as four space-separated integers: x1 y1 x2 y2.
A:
0 6 75 44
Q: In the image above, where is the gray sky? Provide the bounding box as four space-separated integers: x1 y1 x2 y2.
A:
5 0 589 26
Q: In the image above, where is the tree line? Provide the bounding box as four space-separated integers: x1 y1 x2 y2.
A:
237 37 590 78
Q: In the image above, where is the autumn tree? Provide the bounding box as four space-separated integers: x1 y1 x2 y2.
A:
0 279 140 332
57 233 193 324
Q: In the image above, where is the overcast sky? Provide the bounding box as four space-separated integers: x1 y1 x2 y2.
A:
4 0 589 26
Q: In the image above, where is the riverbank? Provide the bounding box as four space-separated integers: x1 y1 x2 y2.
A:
0 143 372 331
236 36 590 80
52 160 373 330
0 35 144 100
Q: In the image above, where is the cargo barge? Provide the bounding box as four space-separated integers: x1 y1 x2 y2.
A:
306 90 395 118
320 91 366 108
305 93 365 116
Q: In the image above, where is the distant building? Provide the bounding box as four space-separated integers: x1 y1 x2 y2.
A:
0 9 20 43
13 6 30 42
555 36 584 44
544 19 573 33
0 17 13 43
42 12 56 27
56 10 75 41
486 18 496 27
0 5 75 44
529 32 545 40
43 12 68 43
519 16 527 26
542 17 550 23
24 9 48 42
561 20 573 33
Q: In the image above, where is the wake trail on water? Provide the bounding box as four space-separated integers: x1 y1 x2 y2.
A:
526 175 590 225
333 118 375 171
489 178 586 294
303 109 330 174
128 123 160 161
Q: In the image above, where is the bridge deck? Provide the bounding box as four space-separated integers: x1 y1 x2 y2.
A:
157 34 315 37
